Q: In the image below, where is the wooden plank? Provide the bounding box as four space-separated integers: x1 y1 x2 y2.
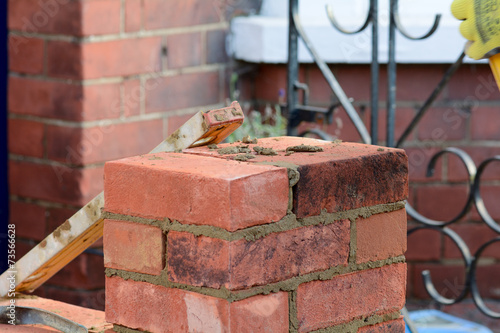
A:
0 102 244 296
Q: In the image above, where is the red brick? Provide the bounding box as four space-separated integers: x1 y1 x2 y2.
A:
333 65 374 102
471 107 500 140
105 152 289 231
417 107 467 141
143 0 221 30
9 160 103 206
8 118 45 158
8 0 81 35
406 227 441 261
412 264 466 300
297 263 407 332
186 137 408 217
404 147 443 183
82 83 122 120
444 224 500 260
8 77 83 120
9 0 120 36
47 41 82 79
10 201 46 241
395 64 447 101
8 36 44 75
414 185 469 222
230 292 289 333
357 317 405 333
81 0 121 35
46 253 105 290
104 219 164 275
106 277 230 332
255 65 289 103
125 0 142 32
167 32 202 69
356 209 407 263
474 185 500 220
290 145 408 217
207 29 228 64
447 64 500 100
475 264 500 299
81 37 163 79
167 222 350 289
167 232 230 288
46 119 164 165
305 64 335 105
146 71 220 113
123 79 142 117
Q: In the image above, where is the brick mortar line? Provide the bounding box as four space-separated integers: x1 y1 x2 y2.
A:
8 154 105 169
110 310 402 333
8 111 166 128
9 195 83 210
105 256 406 303
111 325 142 333
401 140 500 148
288 290 299 333
310 311 402 333
9 63 227 85
102 201 406 242
8 102 227 128
410 180 500 186
8 22 230 42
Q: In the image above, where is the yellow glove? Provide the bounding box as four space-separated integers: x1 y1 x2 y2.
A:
451 0 500 59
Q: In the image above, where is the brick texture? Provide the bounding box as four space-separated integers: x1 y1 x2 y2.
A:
167 32 202 69
143 0 221 30
104 153 289 231
8 36 44 75
106 276 289 332
185 137 409 218
167 221 350 289
10 201 46 241
146 71 220 113
356 209 407 263
296 263 406 332
230 293 289 333
46 119 164 165
106 277 230 332
8 118 45 158
104 219 165 275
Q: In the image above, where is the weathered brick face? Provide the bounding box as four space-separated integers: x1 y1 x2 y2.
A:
103 136 408 332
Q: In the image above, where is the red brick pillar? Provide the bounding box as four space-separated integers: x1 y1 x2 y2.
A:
103 136 408 332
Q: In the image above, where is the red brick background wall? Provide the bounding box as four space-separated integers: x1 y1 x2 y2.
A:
240 63 500 314
8 0 259 309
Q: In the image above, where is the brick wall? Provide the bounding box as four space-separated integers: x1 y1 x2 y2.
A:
7 0 259 309
240 63 500 307
103 136 408 333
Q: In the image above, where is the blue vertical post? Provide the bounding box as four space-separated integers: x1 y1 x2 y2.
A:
0 0 8 273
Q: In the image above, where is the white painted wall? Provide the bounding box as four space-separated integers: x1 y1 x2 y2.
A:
229 0 486 64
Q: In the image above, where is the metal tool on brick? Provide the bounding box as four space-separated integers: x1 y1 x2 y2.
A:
0 102 244 296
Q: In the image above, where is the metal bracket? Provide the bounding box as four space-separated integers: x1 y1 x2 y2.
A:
0 306 87 332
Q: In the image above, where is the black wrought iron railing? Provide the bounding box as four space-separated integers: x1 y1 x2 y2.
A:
285 0 500 320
